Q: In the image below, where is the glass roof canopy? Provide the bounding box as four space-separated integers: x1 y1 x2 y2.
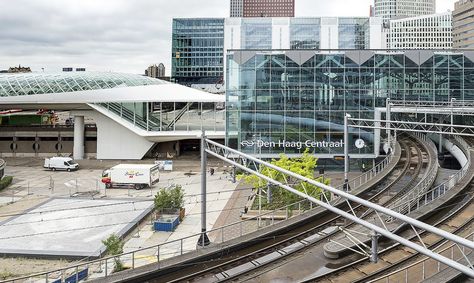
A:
0 72 166 97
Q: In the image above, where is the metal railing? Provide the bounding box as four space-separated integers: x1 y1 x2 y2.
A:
0 175 103 202
335 136 397 191
368 232 474 283
389 135 471 216
390 99 474 109
387 132 439 217
0 199 312 283
0 159 5 178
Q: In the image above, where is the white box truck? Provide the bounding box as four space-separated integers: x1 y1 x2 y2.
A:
101 164 160 190
44 157 79 171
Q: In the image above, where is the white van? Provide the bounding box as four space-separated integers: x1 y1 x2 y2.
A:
44 157 79 172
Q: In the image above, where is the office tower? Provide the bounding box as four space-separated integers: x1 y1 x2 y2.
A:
230 0 295 17
230 0 243 17
388 12 452 49
172 18 224 85
374 0 436 22
453 0 474 48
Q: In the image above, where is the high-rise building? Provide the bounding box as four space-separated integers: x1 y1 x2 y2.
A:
225 17 385 51
230 0 243 17
145 63 165 79
230 0 295 18
453 0 474 49
388 12 452 49
172 18 224 86
374 0 436 22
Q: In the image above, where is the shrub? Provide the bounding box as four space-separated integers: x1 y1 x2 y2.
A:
0 176 13 191
154 185 185 213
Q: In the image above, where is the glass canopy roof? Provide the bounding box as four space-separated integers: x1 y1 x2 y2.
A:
0 72 166 97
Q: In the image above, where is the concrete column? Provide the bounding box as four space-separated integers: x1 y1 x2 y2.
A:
73 115 85 160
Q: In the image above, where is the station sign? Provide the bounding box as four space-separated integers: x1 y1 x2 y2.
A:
240 139 344 150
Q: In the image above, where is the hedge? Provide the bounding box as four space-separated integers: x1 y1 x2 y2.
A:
0 176 13 191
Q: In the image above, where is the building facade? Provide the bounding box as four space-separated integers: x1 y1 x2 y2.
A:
225 17 385 51
171 18 225 86
146 63 166 78
231 0 294 18
230 0 243 17
226 50 474 158
388 12 452 49
374 0 436 22
453 0 474 49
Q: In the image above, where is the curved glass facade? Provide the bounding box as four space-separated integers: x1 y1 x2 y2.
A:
226 50 474 157
0 72 164 97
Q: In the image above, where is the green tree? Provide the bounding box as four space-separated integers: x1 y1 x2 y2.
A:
239 149 330 209
102 234 125 272
154 185 185 213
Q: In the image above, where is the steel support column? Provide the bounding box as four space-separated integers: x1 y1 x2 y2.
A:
198 131 210 246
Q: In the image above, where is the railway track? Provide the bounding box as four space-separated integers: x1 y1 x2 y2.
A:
305 182 474 283
137 135 432 283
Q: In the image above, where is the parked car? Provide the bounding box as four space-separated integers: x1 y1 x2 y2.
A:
44 157 79 171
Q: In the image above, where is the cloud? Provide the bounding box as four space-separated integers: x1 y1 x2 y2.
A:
0 0 455 75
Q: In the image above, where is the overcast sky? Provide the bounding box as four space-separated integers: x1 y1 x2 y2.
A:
0 0 455 75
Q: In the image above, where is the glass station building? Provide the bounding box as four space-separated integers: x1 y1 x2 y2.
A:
226 50 474 158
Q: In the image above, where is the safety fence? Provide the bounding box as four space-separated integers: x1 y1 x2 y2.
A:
0 175 103 202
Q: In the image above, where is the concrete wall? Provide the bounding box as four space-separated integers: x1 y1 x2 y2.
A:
72 110 154 160
0 128 96 158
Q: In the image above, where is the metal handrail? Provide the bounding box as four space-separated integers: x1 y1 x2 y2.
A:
390 100 474 108
0 199 312 283
335 136 397 191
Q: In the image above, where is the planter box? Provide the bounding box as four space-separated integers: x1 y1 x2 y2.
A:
154 215 179 232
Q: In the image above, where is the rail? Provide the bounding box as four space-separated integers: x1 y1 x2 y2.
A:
367 232 474 283
0 199 312 283
335 136 397 191
387 132 439 218
389 135 471 216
